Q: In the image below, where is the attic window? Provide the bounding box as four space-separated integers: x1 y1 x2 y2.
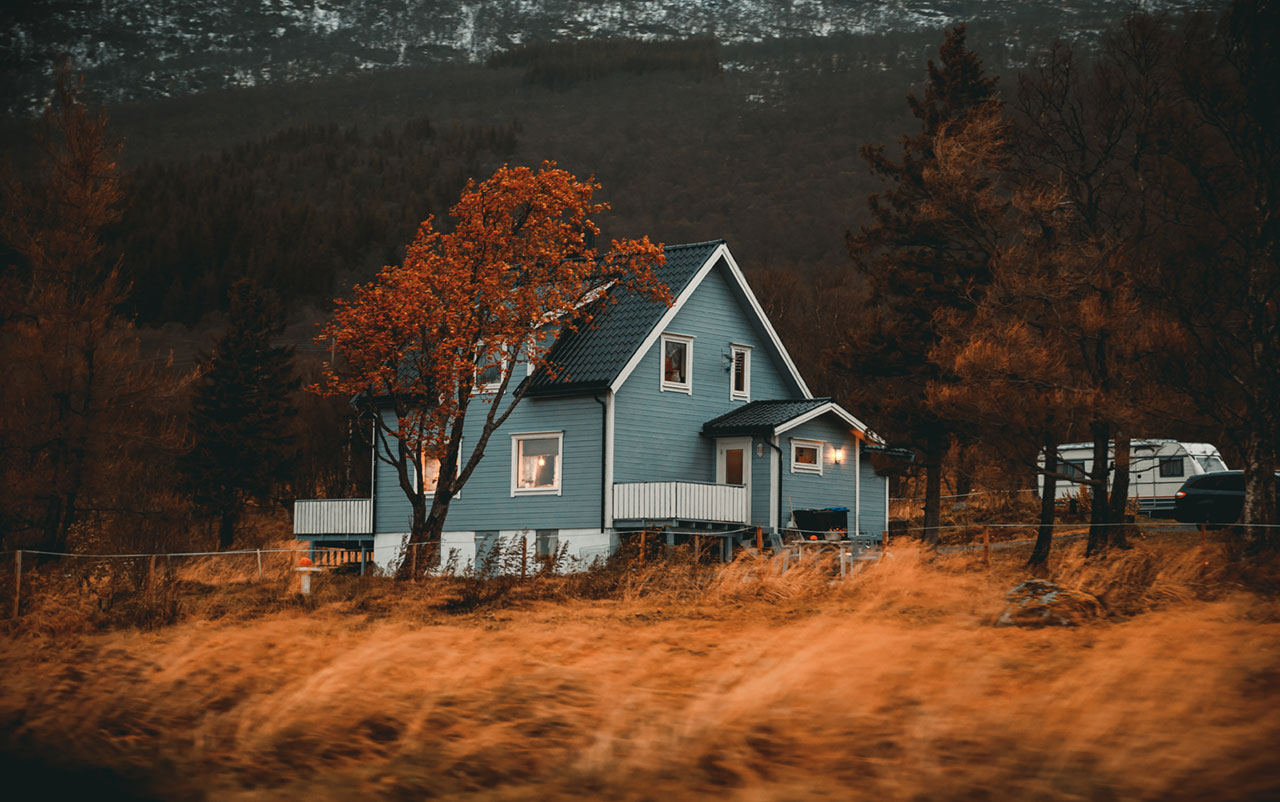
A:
730 344 750 401
475 342 507 392
660 333 694 394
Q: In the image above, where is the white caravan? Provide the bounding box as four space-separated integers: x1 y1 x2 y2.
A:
1040 440 1229 516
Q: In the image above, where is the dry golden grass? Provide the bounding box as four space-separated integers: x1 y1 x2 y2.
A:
1 539 1277 801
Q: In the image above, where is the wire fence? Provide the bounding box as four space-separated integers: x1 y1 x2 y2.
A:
0 518 1248 621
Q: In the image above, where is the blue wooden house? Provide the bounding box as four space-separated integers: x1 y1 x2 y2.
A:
293 241 889 570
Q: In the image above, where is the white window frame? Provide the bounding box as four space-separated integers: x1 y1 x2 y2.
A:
791 438 824 475
511 431 564 496
730 344 751 401
474 341 510 393
659 333 694 394
412 439 462 497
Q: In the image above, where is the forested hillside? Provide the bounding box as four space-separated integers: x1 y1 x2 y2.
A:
75 34 921 328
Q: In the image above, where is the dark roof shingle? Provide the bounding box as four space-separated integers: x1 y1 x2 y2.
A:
701 398 833 436
526 240 724 396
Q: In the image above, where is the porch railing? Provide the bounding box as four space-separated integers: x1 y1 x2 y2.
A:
612 481 749 524
293 498 374 535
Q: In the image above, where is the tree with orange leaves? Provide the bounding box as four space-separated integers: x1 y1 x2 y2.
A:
316 163 666 577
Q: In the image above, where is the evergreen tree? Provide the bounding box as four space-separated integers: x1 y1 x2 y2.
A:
839 25 1004 544
183 279 299 549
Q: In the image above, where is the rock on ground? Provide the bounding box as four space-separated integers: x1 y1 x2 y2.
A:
995 579 1103 627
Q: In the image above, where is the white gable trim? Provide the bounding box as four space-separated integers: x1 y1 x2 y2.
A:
774 401 881 443
609 243 813 398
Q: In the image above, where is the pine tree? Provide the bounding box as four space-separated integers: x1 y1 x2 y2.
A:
183 279 299 549
840 25 1004 545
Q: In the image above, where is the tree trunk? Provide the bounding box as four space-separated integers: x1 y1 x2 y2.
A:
1028 435 1056 573
1108 435 1132 549
1086 421 1111 557
922 430 945 547
393 493 431 580
1242 430 1277 551
218 507 237 550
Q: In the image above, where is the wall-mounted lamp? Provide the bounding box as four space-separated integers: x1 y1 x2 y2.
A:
833 448 844 464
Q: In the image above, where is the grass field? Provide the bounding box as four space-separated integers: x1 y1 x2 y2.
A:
1 536 1277 801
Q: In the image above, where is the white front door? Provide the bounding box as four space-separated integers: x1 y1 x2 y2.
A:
716 437 752 522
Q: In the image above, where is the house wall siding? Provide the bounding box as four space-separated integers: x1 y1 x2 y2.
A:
779 416 860 530
614 259 799 493
373 394 605 535
750 436 774 530
857 457 887 538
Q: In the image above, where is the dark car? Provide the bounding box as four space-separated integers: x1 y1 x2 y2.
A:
1173 470 1280 525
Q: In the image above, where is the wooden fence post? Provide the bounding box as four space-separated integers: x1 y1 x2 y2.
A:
639 529 647 564
12 550 20 619
1199 523 1208 548
521 534 528 581
257 549 263 581
983 527 991 568
756 526 763 553
146 554 156 608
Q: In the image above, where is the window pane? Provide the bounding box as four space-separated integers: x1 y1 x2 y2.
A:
1159 458 1184 477
664 340 687 384
733 351 746 392
796 446 818 465
536 529 559 557
421 456 440 492
726 449 744 485
1195 456 1227 473
477 361 502 387
518 437 559 488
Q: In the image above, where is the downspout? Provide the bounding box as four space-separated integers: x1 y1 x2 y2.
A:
766 435 784 532
370 416 377 537
593 393 608 532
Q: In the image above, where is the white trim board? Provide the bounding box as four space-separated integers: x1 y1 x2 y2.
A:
610 243 812 398
604 390 615 528
774 401 881 443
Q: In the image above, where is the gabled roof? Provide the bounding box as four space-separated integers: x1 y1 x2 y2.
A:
526 241 722 396
526 240 811 398
702 398 881 442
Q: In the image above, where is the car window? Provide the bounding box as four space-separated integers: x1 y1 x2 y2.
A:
1193 474 1243 491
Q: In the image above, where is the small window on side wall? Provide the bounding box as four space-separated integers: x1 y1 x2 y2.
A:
730 344 750 401
660 333 694 394
536 529 559 558
1159 457 1184 477
791 439 823 475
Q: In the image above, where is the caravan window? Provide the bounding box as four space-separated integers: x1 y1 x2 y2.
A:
1195 456 1228 473
1062 459 1087 481
1159 457 1185 477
